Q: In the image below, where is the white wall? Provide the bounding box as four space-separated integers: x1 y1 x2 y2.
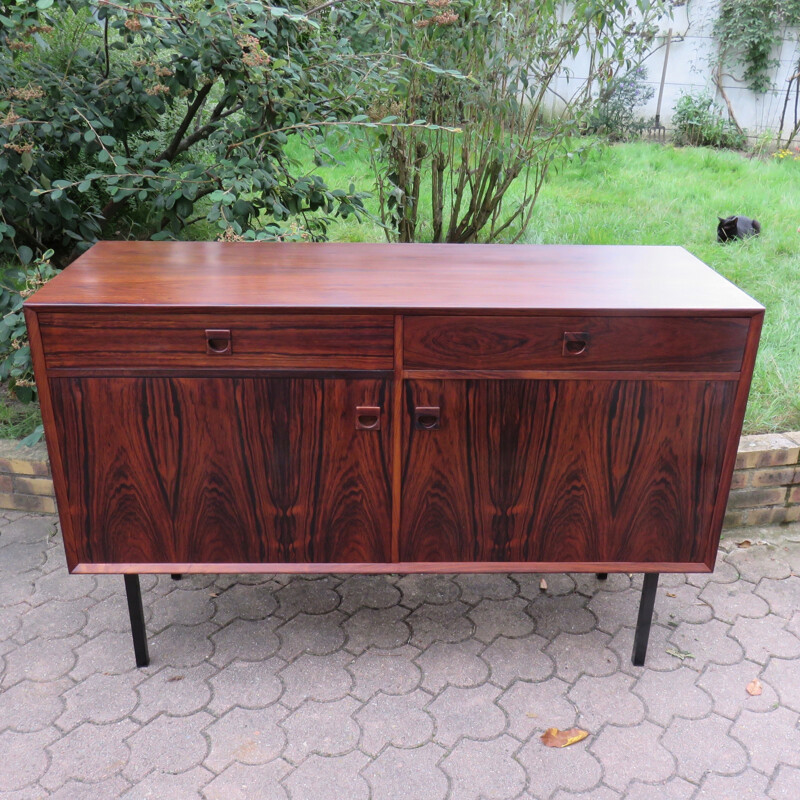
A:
551 0 800 138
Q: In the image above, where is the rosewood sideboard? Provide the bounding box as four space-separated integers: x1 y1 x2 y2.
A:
24 242 763 668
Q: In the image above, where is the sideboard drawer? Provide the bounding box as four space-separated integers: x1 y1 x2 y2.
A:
39 312 394 370
403 315 750 372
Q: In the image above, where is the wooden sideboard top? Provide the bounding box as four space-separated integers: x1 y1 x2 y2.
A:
26 241 764 314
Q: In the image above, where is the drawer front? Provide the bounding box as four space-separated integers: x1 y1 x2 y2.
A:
403 315 750 372
38 313 394 370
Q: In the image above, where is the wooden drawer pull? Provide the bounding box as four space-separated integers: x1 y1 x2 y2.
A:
206 329 232 355
563 331 589 356
414 406 440 431
355 406 381 430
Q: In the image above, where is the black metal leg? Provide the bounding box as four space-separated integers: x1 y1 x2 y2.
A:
171 574 182 581
596 573 608 580
632 572 659 666
124 574 150 668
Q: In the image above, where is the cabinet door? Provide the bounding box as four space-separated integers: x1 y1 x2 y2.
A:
50 377 392 567
400 379 736 566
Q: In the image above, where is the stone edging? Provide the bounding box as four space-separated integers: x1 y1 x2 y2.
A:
1 432 798 529
725 431 800 528
0 438 55 514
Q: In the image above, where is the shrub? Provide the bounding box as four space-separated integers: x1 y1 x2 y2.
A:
0 0 386 271
341 0 667 243
587 66 655 142
0 250 56 443
671 92 748 150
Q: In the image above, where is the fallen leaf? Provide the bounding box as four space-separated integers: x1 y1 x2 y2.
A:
539 578 547 591
746 679 763 696
541 727 589 748
666 592 676 598
209 592 220 597
737 540 752 548
167 675 185 682
526 712 539 718
665 647 695 661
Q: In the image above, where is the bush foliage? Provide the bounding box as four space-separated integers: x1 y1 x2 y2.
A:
587 66 655 142
347 0 666 243
0 0 388 271
671 92 748 150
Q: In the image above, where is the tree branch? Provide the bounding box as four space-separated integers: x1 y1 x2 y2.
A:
714 63 743 134
306 0 414 15
159 82 214 163
100 83 214 222
175 104 242 157
102 17 110 79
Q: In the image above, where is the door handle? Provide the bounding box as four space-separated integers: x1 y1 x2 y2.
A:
414 406 440 431
206 329 232 355
563 331 589 356
355 406 381 430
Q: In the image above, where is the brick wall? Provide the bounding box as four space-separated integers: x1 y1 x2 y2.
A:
725 432 800 529
0 439 56 514
1 432 798 529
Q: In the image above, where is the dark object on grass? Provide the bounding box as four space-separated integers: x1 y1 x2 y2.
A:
717 215 761 242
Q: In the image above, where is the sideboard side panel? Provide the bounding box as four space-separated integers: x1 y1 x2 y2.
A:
704 311 764 568
23 309 81 570
49 376 392 567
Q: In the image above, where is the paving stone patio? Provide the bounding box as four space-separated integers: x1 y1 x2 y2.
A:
1 511 800 799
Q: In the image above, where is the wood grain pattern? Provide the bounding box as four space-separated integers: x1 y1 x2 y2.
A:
403 369 741 382
26 241 763 313
49 377 393 568
705 310 765 567
73 560 708 575
391 314 404 563
404 315 749 372
22 308 81 570
38 312 393 370
400 379 736 566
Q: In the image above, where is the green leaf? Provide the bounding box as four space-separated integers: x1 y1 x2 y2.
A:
36 0 54 8
19 425 44 447
14 385 33 404
175 198 193 218
12 346 30 366
17 246 33 265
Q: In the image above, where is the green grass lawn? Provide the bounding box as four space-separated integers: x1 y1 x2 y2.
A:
309 139 800 434
0 387 42 440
